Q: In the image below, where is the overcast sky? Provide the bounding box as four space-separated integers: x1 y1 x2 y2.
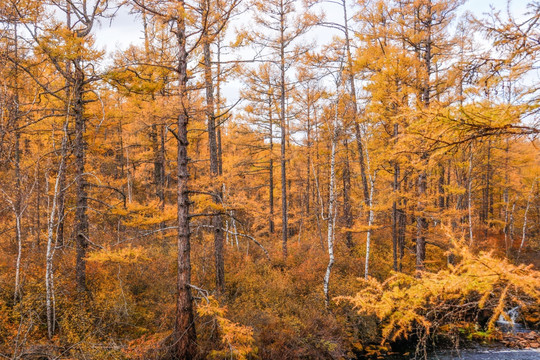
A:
92 0 531 103
94 0 529 52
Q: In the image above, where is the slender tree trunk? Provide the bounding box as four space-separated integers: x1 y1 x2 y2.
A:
342 140 353 249
341 0 369 205
174 3 196 356
269 93 275 234
57 5 72 249
312 113 324 250
216 36 224 176
13 125 23 303
415 0 432 274
306 103 311 216
14 213 22 302
203 17 225 293
438 164 445 208
324 106 338 308
36 162 41 248
160 125 166 204
392 174 399 271
509 202 516 250
313 108 319 216
398 208 406 271
56 159 67 247
391 123 400 271
279 3 288 259
468 143 474 245
46 121 68 339
416 169 427 274
446 162 451 209
12 22 23 303
365 174 376 279
517 181 536 260
399 175 408 272
151 124 164 202
503 140 510 255
73 66 88 294
482 140 492 240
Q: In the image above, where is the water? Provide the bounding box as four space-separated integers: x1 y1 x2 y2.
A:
429 348 540 359
429 307 540 359
496 306 523 332
397 307 539 359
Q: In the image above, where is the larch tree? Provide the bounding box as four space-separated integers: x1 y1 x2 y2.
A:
0 0 539 358
0 0 25 302
128 0 217 355
242 0 318 259
395 0 463 272
239 63 280 235
199 0 241 294
31 0 111 293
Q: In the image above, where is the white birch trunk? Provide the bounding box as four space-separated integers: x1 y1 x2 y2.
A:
365 173 376 279
509 202 516 249
46 167 63 339
232 211 239 248
362 126 376 279
517 181 536 260
324 95 339 308
45 122 68 339
14 214 22 302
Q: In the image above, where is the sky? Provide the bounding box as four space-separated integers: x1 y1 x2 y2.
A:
92 0 532 103
94 0 530 52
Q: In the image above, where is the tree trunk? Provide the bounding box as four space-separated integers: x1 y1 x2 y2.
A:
343 140 353 249
174 3 197 357
46 121 68 339
12 22 23 303
13 115 23 303
416 169 427 274
306 102 311 216
56 156 67 246
468 143 474 245
365 174 376 279
203 22 225 294
73 66 89 294
280 6 288 259
482 139 492 240
341 0 370 206
151 124 165 204
503 140 510 255
415 0 432 274
36 162 41 248
438 164 445 208
391 123 400 271
216 36 224 176
324 105 338 308
399 175 408 272
517 181 536 260
269 93 275 234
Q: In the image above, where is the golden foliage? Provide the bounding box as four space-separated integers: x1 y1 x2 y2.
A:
197 296 257 360
339 241 540 345
87 245 150 265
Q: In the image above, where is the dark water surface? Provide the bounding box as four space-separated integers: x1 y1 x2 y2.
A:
428 348 540 359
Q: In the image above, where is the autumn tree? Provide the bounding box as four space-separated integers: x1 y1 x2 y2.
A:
239 63 280 235
241 0 318 258
199 0 241 294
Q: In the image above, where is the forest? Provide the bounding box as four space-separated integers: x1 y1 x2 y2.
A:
0 0 539 359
